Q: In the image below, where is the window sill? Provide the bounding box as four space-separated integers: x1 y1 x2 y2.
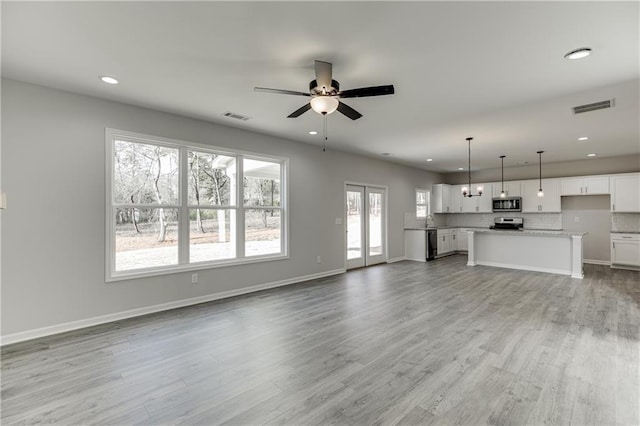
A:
106 253 290 283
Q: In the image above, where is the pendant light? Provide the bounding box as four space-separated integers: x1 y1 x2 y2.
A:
537 150 544 197
499 155 506 198
461 137 483 197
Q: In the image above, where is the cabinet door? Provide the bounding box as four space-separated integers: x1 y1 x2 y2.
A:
611 175 640 212
451 185 463 213
461 193 476 213
612 240 640 266
561 178 584 195
458 229 468 251
506 181 522 197
476 185 492 212
584 176 609 195
521 180 542 212
541 179 561 212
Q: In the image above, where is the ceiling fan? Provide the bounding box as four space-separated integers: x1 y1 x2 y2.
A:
254 60 395 120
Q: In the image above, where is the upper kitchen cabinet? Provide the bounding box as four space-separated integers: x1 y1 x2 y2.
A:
432 184 452 213
457 183 491 213
491 181 522 198
522 179 561 212
560 176 609 196
611 174 640 212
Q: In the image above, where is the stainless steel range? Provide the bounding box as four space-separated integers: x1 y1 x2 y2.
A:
489 217 523 230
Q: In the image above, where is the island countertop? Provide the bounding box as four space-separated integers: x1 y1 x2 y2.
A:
470 229 587 237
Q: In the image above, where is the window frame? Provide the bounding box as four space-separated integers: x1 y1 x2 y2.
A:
416 188 430 218
105 128 288 282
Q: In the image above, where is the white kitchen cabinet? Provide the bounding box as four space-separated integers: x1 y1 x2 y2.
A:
611 174 640 212
458 183 491 213
522 179 561 212
611 233 640 268
457 228 469 251
491 181 522 198
432 184 452 213
561 176 609 196
452 185 464 213
437 229 455 255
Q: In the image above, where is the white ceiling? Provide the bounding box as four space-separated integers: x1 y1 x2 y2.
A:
2 1 639 172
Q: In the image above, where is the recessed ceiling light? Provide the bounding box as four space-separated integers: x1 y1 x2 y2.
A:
308 131 318 135
564 47 592 60
578 136 589 141
458 167 464 171
100 76 119 85
426 158 433 162
587 153 598 157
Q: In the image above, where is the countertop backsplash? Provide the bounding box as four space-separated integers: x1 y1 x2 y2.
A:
445 212 562 230
611 213 640 233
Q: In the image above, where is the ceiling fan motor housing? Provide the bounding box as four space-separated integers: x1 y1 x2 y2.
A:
310 79 340 96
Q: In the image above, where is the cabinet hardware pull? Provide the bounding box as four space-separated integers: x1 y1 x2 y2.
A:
621 236 632 239
613 242 615 248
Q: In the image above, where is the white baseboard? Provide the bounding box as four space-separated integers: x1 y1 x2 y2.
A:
475 260 572 277
387 256 406 263
584 259 611 266
1 268 345 347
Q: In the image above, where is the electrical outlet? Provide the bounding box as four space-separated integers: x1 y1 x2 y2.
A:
316 256 322 264
191 273 198 283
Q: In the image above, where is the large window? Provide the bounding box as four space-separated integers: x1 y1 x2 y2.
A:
106 129 287 281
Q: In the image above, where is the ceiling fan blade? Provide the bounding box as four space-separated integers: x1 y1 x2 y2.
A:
314 60 333 90
337 101 363 120
254 87 310 97
287 103 312 118
338 85 395 98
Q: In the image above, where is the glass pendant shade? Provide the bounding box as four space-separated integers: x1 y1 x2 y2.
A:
538 189 544 197
500 191 506 198
310 96 339 115
461 186 469 196
477 186 483 195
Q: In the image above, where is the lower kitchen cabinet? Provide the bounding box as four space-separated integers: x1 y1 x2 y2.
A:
457 228 469 251
437 229 455 255
611 233 640 269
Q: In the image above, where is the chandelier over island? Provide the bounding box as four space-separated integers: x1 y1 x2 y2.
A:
461 137 483 198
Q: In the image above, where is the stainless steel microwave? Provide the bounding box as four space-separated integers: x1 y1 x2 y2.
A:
492 197 522 212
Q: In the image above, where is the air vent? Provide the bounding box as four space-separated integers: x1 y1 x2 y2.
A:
572 99 614 114
223 111 251 121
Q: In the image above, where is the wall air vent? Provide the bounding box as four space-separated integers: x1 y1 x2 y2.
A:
572 99 614 114
223 111 251 121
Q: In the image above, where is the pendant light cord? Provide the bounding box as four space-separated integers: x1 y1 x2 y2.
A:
538 151 543 190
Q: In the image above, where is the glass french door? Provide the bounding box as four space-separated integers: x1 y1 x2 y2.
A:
346 184 386 269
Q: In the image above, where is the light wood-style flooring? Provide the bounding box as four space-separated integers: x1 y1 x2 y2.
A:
2 256 639 425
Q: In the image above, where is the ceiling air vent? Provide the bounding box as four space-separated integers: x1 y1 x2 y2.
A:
223 111 251 121
572 99 614 114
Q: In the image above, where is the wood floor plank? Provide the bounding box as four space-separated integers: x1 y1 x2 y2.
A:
1 256 638 425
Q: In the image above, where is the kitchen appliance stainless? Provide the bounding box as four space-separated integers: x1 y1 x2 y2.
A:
492 196 522 212
426 228 437 260
490 217 524 230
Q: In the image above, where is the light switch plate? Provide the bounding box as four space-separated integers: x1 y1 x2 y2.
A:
335 218 342 225
0 193 6 209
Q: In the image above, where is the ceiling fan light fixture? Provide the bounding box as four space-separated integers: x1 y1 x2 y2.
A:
310 96 339 115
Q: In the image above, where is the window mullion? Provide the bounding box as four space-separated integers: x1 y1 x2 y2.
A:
179 147 190 264
237 156 245 258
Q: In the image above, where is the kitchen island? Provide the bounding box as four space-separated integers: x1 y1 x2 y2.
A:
467 229 586 279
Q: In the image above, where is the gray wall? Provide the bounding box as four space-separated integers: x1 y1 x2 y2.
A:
443 155 640 184
561 195 611 262
0 79 443 337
